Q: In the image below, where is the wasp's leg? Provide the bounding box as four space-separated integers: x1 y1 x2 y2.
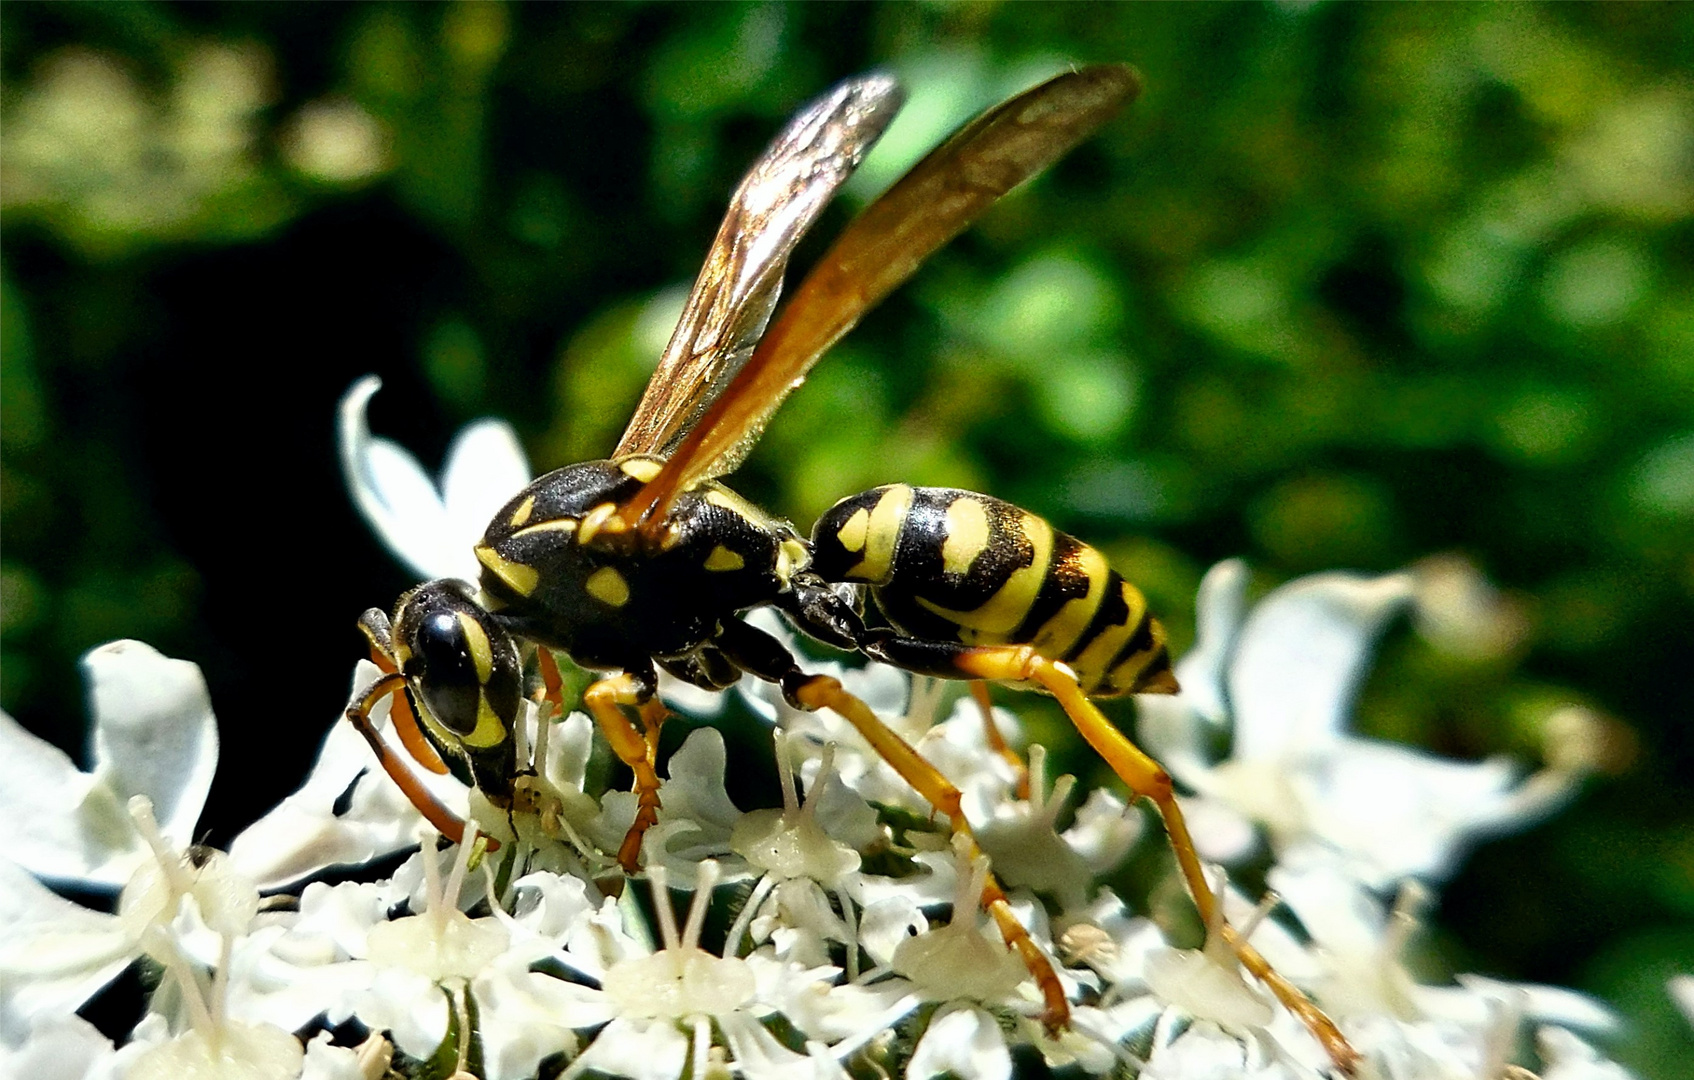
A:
870 637 1358 1074
968 681 1031 800
358 608 450 775
344 672 484 848
582 664 669 873
714 617 1071 1034
534 646 568 717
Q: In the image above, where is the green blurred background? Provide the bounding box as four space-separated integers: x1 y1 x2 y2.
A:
3 2 1691 1071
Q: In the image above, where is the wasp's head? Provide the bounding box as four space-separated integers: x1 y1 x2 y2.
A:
377 578 523 798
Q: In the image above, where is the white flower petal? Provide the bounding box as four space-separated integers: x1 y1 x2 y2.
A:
473 953 582 1080
1063 787 1144 875
562 1016 689 1080
1 641 218 887
856 894 928 967
440 418 531 552
125 1020 303 1080
908 1005 1012 1080
88 641 218 844
1457 975 1618 1033
224 924 374 1036
0 1013 116 1079
1293 738 1568 886
228 663 461 890
1178 795 1262 865
339 376 466 581
720 1011 826 1080
1136 561 1251 791
0 858 136 1045
642 727 750 883
1265 862 1386 960
349 964 450 1059
299 1031 368 1080
1229 571 1415 760
1177 559 1250 725
1143 947 1273 1030
1142 1019 1301 1080
507 871 596 942
1536 1025 1634 1080
0 711 99 879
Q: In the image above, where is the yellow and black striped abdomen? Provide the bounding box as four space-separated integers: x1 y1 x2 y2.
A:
809 485 1177 697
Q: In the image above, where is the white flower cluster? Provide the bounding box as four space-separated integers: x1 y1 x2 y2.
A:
0 384 1663 1079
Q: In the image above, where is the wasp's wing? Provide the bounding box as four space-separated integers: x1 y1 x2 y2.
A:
620 64 1141 534
613 74 906 459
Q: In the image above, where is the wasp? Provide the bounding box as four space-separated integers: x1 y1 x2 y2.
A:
344 66 1359 1071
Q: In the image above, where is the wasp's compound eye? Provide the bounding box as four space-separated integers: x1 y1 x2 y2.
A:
410 611 483 737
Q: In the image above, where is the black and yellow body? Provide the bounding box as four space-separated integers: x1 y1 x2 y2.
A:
473 456 808 676
808 484 1177 698
341 65 1361 1071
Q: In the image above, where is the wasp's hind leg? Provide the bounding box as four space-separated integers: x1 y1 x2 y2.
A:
581 663 670 873
867 636 1359 1074
712 616 1071 1034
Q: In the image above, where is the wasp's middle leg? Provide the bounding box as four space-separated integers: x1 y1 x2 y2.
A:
581 662 670 872
712 616 1071 1033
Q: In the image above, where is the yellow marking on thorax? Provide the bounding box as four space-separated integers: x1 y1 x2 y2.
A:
846 485 913 584
836 507 870 553
511 518 577 540
508 495 536 528
618 456 663 482
1067 581 1148 692
577 502 620 545
1030 545 1111 657
476 545 539 597
917 512 1054 636
454 610 495 684
704 485 769 525
940 497 992 576
585 566 631 607
704 545 745 572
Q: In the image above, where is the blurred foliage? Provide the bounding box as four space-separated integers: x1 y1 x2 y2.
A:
2 2 1692 1072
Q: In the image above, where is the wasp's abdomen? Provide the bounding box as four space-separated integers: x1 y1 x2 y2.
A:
811 485 1174 697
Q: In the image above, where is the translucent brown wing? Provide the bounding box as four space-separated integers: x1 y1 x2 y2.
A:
619 64 1142 535
613 74 906 459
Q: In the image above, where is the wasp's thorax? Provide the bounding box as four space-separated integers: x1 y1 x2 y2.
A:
473 456 810 672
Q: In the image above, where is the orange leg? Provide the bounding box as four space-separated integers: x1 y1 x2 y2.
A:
970 680 1030 800
366 646 449 775
952 646 1358 1074
638 696 668 766
582 672 668 872
789 674 1069 1034
535 647 567 715
345 673 491 850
